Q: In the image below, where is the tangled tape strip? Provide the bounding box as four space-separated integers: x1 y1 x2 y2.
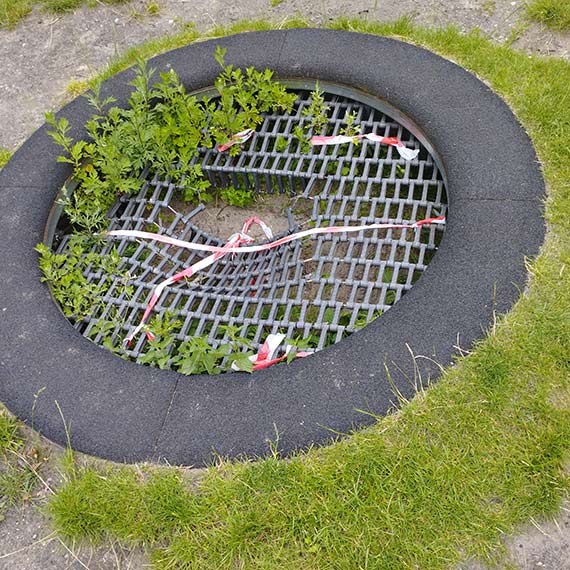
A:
216 127 420 161
310 133 420 161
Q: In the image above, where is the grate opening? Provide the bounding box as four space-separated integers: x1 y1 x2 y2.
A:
50 83 448 368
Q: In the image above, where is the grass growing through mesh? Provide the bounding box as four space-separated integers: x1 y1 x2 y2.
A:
526 0 570 30
44 19 570 569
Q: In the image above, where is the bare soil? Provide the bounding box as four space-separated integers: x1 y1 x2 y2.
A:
1 1 569 568
190 193 292 240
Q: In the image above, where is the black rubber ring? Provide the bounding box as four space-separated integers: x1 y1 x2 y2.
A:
0 29 545 466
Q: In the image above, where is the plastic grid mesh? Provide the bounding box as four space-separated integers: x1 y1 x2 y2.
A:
54 87 447 359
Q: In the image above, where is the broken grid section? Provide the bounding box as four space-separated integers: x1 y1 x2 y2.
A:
55 89 447 360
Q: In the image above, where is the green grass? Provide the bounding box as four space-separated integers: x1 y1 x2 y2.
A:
0 410 20 454
62 17 310 97
39 0 130 14
0 463 38 509
0 147 12 170
0 0 32 29
81 18 309 89
526 0 570 30
0 408 37 514
0 0 131 29
46 17 570 570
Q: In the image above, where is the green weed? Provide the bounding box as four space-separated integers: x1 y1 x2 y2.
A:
145 1 159 16
136 316 255 374
138 313 182 370
35 238 126 320
0 147 13 170
293 83 331 152
39 0 130 14
481 0 496 15
0 411 20 454
0 462 38 508
341 109 361 138
526 0 570 30
47 52 294 230
0 0 31 29
129 0 160 20
0 411 43 515
220 186 255 208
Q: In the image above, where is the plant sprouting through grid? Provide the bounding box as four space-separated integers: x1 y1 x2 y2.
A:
40 58 447 374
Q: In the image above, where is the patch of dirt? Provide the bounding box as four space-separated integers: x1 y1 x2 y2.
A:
506 506 570 570
190 192 292 240
0 504 149 570
1 1 570 569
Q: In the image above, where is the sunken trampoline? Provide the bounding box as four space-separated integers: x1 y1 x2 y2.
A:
0 30 544 465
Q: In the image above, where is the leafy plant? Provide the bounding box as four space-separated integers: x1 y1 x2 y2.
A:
220 186 255 208
35 237 125 320
86 315 127 356
293 83 331 152
275 136 288 152
138 313 182 370
210 46 296 155
293 124 311 154
173 336 231 375
341 110 361 139
46 51 296 231
302 83 330 134
173 324 255 375
285 334 317 363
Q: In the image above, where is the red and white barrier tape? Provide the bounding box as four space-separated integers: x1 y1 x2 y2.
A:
106 216 444 258
105 214 445 354
217 128 255 152
311 134 420 161
216 128 418 162
121 217 272 344
230 333 313 371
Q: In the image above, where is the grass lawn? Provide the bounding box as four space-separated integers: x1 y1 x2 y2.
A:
526 0 570 31
3 16 569 570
